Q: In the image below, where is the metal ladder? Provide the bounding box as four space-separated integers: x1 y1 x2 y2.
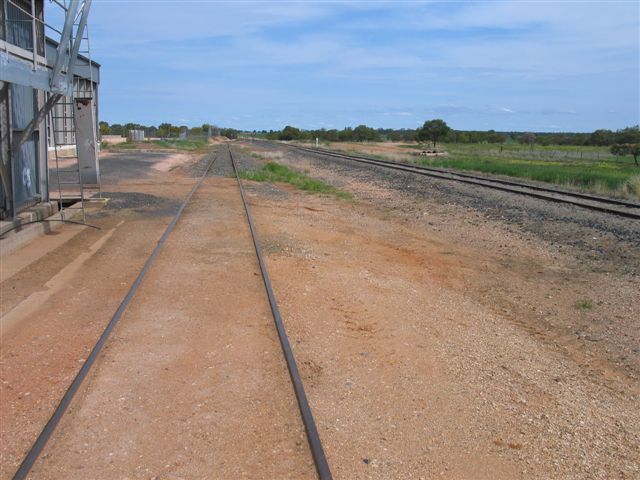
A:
74 22 101 201
47 7 100 223
49 97 86 223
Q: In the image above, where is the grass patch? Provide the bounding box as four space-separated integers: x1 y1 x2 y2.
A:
319 141 640 198
417 154 640 198
239 162 351 199
150 139 209 150
623 175 640 197
110 141 137 149
397 143 426 150
108 138 209 151
575 299 593 310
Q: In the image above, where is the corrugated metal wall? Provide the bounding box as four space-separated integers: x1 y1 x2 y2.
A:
10 83 40 209
1 0 96 217
0 84 10 214
0 0 46 217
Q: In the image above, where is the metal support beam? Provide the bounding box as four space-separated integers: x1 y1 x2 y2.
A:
66 0 91 82
30 0 38 69
0 50 52 91
0 81 13 203
49 0 80 94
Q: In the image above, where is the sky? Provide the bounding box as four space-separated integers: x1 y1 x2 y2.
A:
48 1 639 132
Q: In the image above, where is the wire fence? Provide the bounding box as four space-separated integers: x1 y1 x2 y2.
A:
447 147 617 162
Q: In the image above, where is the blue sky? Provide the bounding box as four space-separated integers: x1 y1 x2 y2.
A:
49 1 639 132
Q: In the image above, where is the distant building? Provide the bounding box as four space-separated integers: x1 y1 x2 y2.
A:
127 129 145 142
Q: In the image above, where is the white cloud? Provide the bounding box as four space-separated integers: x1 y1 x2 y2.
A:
79 1 638 130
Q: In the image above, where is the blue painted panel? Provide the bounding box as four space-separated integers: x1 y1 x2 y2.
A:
13 134 39 207
10 83 39 208
11 83 35 129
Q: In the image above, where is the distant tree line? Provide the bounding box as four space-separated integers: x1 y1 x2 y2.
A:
253 122 639 149
260 125 416 143
99 119 638 164
99 122 239 140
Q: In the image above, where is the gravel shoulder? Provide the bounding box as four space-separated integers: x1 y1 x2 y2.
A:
2 142 638 479
235 141 640 479
241 141 640 383
31 151 314 478
1 149 218 476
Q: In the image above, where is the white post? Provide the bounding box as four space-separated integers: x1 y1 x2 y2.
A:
316 137 319 147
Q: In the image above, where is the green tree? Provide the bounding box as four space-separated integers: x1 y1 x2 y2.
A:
124 123 144 136
338 127 354 142
486 129 507 144
99 121 109 137
325 129 339 142
353 124 379 142
416 119 451 148
220 128 239 139
589 129 614 146
519 132 536 147
615 125 640 145
279 125 301 141
611 144 640 167
110 123 124 136
158 123 179 138
609 126 639 165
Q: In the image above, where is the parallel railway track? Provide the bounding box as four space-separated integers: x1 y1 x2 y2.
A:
229 147 332 480
13 146 331 480
278 142 640 220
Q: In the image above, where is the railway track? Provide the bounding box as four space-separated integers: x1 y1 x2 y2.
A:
278 142 640 220
12 146 332 480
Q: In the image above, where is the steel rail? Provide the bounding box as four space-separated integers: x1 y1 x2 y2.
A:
292 144 640 209
12 151 219 480
228 146 333 480
281 143 640 220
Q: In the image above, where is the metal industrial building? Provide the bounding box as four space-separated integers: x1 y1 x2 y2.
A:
0 0 98 222
45 36 100 148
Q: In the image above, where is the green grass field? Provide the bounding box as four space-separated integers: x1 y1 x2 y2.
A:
106 141 137 149
150 139 209 150
108 138 209 151
239 162 351 199
387 143 640 199
399 142 617 155
312 140 640 198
